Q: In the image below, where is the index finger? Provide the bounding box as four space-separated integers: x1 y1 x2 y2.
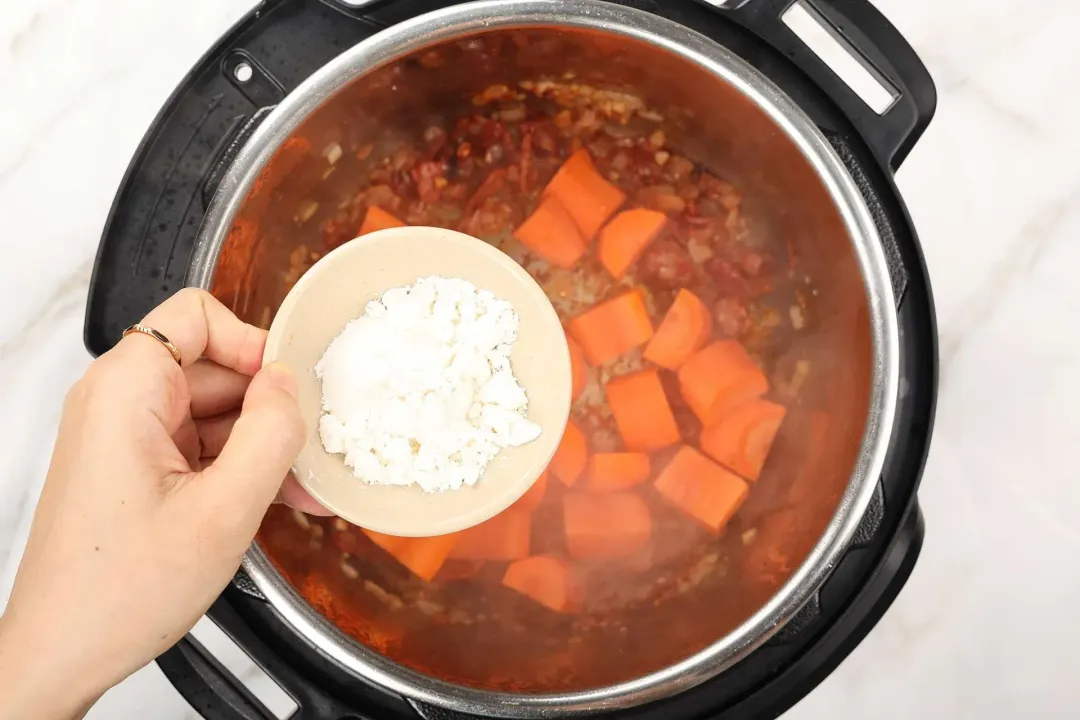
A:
133 288 267 375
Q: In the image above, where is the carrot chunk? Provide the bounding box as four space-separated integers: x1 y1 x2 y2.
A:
362 530 459 581
450 509 531 561
677 340 769 425
436 559 486 582
606 369 681 452
568 290 654 366
654 446 749 532
549 421 588 487
359 205 406 235
503 556 579 612
644 289 713 370
567 334 590 403
563 491 652 560
513 195 588 268
701 399 787 482
542 149 627 241
597 208 669 279
586 453 651 491
512 470 549 513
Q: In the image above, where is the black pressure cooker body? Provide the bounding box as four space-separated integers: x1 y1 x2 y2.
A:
85 1 937 718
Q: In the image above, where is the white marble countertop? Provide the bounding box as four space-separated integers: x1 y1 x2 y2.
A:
2 0 1078 717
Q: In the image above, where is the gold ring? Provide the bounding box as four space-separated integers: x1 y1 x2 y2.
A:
123 324 182 365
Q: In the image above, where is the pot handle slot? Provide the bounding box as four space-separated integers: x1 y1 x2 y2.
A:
713 0 936 172
156 633 282 720
158 597 365 720
85 0 383 358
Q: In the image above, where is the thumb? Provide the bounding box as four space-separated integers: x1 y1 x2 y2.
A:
202 362 306 516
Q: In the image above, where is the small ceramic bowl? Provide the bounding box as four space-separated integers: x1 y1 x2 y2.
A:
264 226 571 537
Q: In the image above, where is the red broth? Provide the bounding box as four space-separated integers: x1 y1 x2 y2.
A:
253 76 819 693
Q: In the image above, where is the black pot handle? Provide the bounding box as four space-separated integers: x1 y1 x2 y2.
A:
158 595 364 720
84 0 384 358
730 504 924 719
156 634 278 720
714 0 936 172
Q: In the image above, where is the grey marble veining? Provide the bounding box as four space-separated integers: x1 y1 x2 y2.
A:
1 1 1078 717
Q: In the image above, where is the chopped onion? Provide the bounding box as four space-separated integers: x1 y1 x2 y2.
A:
340 560 360 580
323 141 343 165
291 509 311 530
498 105 527 122
687 237 714 264
295 199 319 223
789 305 805 330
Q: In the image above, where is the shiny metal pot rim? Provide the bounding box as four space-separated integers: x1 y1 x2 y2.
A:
189 0 900 715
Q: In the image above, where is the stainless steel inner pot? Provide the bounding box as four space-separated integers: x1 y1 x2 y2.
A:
189 0 899 715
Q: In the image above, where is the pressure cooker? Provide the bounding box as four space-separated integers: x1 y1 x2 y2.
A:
84 0 937 718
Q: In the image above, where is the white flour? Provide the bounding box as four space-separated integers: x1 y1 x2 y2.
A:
315 276 542 492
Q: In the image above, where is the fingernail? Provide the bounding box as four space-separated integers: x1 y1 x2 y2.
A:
265 362 299 400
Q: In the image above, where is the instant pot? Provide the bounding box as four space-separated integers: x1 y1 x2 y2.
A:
84 0 937 718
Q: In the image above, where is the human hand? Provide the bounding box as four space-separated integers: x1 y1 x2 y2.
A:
0 289 328 719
